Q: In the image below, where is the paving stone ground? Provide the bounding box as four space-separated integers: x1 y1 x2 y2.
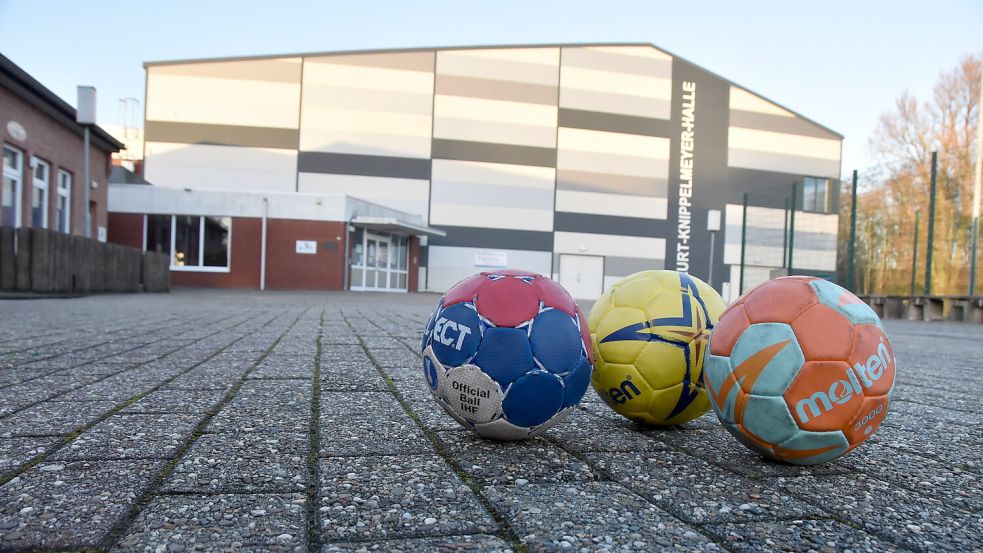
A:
0 290 980 552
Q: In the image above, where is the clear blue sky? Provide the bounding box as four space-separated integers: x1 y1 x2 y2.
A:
1 0 980 174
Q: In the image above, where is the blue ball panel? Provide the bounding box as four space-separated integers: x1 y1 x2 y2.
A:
423 355 439 391
430 303 482 367
502 371 563 427
562 357 592 408
471 327 535 386
529 309 583 374
422 299 442 351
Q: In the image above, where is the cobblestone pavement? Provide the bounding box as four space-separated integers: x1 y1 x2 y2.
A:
0 290 980 552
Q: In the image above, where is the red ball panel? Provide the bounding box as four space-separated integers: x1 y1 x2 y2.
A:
533 277 577 316
443 273 487 307
474 277 541 327
480 269 541 277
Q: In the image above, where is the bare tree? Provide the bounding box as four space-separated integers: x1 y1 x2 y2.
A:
848 53 981 295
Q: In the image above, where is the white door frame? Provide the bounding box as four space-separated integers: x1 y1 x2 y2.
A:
350 231 409 293
559 253 605 300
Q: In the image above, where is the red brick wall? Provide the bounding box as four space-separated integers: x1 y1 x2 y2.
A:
408 236 420 292
171 217 263 289
0 86 112 236
107 213 143 249
265 219 346 290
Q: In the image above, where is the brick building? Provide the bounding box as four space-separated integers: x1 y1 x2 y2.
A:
1 53 123 239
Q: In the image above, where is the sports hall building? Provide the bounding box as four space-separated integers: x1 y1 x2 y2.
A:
108 43 842 299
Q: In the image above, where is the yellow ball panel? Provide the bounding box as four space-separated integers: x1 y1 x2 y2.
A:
592 306 646 364
611 274 663 310
634 341 687 390
590 363 653 417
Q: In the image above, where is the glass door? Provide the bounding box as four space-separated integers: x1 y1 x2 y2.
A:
349 231 409 292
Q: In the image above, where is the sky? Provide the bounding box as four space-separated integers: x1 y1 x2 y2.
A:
0 0 980 174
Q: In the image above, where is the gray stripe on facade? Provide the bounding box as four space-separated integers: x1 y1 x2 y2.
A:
298 151 431 180
554 212 671 238
145 120 299 150
435 74 557 105
305 51 435 72
432 139 556 168
730 110 841 140
604 255 665 275
151 59 301 83
559 108 670 137
556 169 668 197
431 180 555 210
561 47 672 79
428 225 553 251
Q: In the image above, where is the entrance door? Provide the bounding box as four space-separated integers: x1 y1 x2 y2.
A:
350 231 409 292
559 254 604 300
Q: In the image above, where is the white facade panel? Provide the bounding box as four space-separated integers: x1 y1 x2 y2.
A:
425 245 552 292
144 142 297 193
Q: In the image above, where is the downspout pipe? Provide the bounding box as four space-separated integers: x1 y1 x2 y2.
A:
260 197 268 291
343 217 352 290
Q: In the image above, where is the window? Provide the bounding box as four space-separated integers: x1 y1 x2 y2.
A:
145 214 171 254
802 177 830 213
32 158 50 228
56 170 71 233
158 215 231 272
2 145 22 227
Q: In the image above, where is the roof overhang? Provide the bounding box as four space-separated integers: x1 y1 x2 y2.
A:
351 216 446 237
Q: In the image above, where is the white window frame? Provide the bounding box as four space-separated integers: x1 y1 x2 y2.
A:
2 144 23 229
31 157 50 229
168 214 232 273
350 231 408 292
56 169 71 233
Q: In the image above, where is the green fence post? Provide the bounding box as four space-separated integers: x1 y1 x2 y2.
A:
739 192 748 295
848 170 858 291
910 211 919 296
788 183 797 276
924 151 937 295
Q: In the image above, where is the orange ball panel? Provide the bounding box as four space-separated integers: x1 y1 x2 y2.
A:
783 361 863 432
709 303 750 356
743 277 818 324
847 325 895 396
791 304 855 361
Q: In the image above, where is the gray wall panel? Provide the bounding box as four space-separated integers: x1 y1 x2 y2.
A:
432 139 556 167
604 255 665 275
298 151 432 180
554 212 671 238
145 121 299 150
730 110 842 140
428 226 554 251
558 108 670 137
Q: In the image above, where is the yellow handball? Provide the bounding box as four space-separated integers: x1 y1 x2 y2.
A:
589 270 726 426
